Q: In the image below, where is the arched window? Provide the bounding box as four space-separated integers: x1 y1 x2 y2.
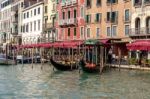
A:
135 17 140 34
146 17 150 34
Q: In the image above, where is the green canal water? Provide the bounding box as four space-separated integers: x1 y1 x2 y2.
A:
0 64 150 99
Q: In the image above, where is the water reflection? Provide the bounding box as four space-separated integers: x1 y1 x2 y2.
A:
0 64 149 99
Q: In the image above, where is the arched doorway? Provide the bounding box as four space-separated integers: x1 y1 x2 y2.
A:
146 17 150 34
135 17 140 34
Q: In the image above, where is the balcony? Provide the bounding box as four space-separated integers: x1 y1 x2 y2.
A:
144 0 150 6
134 1 142 7
123 16 131 23
61 0 77 7
59 19 67 26
67 18 77 25
59 18 77 26
129 28 150 36
43 23 53 30
24 0 44 9
105 18 118 24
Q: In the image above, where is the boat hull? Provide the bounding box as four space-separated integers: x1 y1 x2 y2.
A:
50 59 78 71
0 59 16 65
79 60 100 73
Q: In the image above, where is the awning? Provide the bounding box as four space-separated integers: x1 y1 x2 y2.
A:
84 39 99 45
126 40 150 51
18 43 52 49
52 40 83 48
83 39 110 45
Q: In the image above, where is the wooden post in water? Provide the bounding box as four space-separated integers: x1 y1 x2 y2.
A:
118 47 121 71
22 48 24 66
100 46 104 74
32 48 34 68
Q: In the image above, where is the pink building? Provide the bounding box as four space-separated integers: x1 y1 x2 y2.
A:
56 0 85 41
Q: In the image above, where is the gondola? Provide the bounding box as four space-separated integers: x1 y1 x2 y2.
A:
50 58 78 71
0 54 16 65
79 60 100 73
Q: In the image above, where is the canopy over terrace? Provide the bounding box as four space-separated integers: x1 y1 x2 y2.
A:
52 40 83 48
83 39 110 45
126 40 150 51
18 43 53 49
18 40 83 49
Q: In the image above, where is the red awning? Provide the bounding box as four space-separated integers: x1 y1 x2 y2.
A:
100 39 109 44
18 43 52 49
126 40 150 51
53 40 83 48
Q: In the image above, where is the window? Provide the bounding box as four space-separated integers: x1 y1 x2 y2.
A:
96 28 100 38
95 13 101 22
34 9 36 16
87 28 90 38
45 6 47 13
80 27 84 39
26 24 28 32
107 27 111 36
38 7 40 14
63 12 65 19
134 0 142 6
27 12 29 18
61 28 64 40
38 20 40 31
86 0 91 8
24 13 26 19
107 11 118 23
52 3 55 11
34 21 36 31
107 0 118 4
68 28 70 36
125 9 130 21
96 0 101 6
125 25 130 36
112 26 117 36
68 10 70 19
86 14 91 23
81 7 84 18
30 22 32 32
74 28 76 36
74 9 77 18
31 10 32 17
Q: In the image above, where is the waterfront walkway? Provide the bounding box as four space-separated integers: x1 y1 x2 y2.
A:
106 64 150 71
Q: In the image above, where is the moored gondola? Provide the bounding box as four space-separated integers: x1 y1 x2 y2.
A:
79 60 99 73
50 58 78 71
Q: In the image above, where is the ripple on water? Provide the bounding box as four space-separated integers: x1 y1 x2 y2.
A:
0 64 149 99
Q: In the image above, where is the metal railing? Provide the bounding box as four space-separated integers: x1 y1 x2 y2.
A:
61 0 77 7
129 28 150 36
59 18 77 26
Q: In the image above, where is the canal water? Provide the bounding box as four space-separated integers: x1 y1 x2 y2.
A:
0 64 150 99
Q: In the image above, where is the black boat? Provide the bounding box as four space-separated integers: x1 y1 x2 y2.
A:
50 58 78 71
79 60 100 73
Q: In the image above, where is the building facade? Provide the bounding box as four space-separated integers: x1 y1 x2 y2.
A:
85 0 132 58
56 0 85 41
21 0 44 44
85 0 131 40
11 0 24 45
0 0 12 44
43 0 56 42
130 0 150 39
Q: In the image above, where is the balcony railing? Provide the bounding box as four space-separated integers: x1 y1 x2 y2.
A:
61 0 77 7
134 1 142 7
59 18 77 26
104 18 118 24
129 28 150 36
123 16 131 23
43 23 53 30
144 0 150 5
